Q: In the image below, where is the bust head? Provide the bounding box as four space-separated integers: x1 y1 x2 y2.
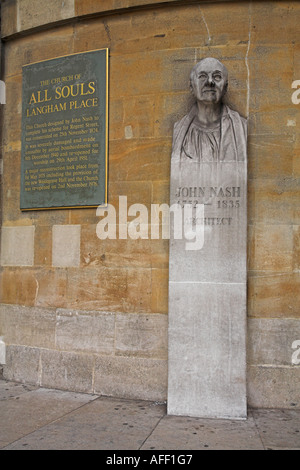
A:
190 58 228 105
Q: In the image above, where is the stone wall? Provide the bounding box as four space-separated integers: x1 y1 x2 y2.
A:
0 0 299 408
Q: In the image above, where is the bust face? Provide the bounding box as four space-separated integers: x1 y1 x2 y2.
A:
190 58 228 105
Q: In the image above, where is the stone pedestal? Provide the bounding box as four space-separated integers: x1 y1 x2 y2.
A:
168 159 247 419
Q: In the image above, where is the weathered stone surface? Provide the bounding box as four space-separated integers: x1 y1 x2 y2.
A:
0 380 38 400
52 225 81 268
2 392 165 450
2 75 22 154
75 0 191 19
0 268 38 306
34 268 68 309
248 273 300 318
64 266 152 312
251 409 300 449
168 282 247 418
56 309 115 355
1 384 300 450
40 349 94 393
0 383 96 449
248 318 300 366
249 224 294 273
17 0 75 32
252 178 300 226
1 226 35 266
34 225 52 266
81 225 152 268
0 304 56 349
4 345 41 384
94 355 167 401
108 138 171 182
151 268 169 314
294 225 300 271
4 26 74 78
2 0 75 37
1 0 17 37
248 365 300 409
141 413 264 450
115 313 167 358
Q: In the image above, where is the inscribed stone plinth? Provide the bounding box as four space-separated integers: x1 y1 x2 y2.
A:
168 58 247 419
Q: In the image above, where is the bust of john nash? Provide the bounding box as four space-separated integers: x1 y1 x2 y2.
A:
171 58 247 162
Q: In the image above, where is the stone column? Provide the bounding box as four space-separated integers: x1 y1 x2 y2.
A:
168 158 247 419
167 58 247 419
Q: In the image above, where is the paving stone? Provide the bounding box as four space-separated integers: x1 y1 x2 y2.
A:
0 379 38 401
3 395 166 450
0 384 97 449
251 409 300 450
141 413 264 450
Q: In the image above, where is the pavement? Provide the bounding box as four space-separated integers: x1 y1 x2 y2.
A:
0 378 300 451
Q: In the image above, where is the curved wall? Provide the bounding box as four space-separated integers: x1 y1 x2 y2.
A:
0 0 299 407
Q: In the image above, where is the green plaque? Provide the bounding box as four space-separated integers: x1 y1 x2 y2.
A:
20 49 109 210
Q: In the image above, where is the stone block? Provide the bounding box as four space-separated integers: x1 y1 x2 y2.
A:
249 133 294 179
52 225 81 268
40 349 94 394
0 304 56 349
108 138 171 183
4 345 41 384
1 0 17 37
105 180 153 219
150 239 169 270
34 225 52 266
115 313 167 358
0 268 38 306
154 93 194 139
248 273 300 318
17 0 75 32
5 25 74 78
248 318 300 366
250 48 294 97
151 269 168 314
81 225 153 269
122 96 156 139
1 226 35 266
168 282 247 419
69 208 99 226
56 309 115 355
251 2 299 45
75 0 178 18
253 178 300 225
34 268 68 309
169 161 247 284
249 224 293 273
94 355 167 401
65 266 152 312
73 19 110 56
248 365 300 409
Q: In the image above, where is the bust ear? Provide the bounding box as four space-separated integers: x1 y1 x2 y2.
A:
223 81 228 95
189 79 195 95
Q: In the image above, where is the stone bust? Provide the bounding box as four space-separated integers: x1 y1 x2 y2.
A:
171 57 247 162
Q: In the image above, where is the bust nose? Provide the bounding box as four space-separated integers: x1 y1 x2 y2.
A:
207 76 215 87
